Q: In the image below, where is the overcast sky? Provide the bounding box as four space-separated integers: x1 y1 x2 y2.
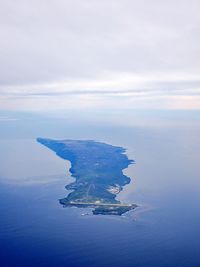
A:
0 0 200 111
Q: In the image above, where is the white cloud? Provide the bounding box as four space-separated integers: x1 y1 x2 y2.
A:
0 0 200 110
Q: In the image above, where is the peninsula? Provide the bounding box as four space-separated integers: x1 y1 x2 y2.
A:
37 138 137 215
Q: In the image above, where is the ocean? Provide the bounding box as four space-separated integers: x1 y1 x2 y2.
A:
0 109 200 267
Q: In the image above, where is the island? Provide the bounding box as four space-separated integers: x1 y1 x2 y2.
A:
37 138 137 215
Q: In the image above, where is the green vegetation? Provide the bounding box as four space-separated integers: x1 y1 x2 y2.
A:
37 138 137 215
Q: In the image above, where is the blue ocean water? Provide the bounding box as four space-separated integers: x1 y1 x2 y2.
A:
0 110 200 267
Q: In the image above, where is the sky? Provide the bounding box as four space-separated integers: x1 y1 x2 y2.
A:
0 0 200 111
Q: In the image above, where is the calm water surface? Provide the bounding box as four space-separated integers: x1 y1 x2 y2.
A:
0 110 200 267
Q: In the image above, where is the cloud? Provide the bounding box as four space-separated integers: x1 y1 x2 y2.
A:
0 116 19 121
0 0 200 110
0 0 200 84
1 72 200 96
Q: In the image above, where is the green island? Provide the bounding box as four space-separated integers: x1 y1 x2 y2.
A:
37 138 137 215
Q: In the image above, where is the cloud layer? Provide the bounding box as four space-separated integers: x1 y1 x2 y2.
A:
0 0 200 110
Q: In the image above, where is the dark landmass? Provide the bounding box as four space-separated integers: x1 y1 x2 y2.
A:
37 138 137 215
